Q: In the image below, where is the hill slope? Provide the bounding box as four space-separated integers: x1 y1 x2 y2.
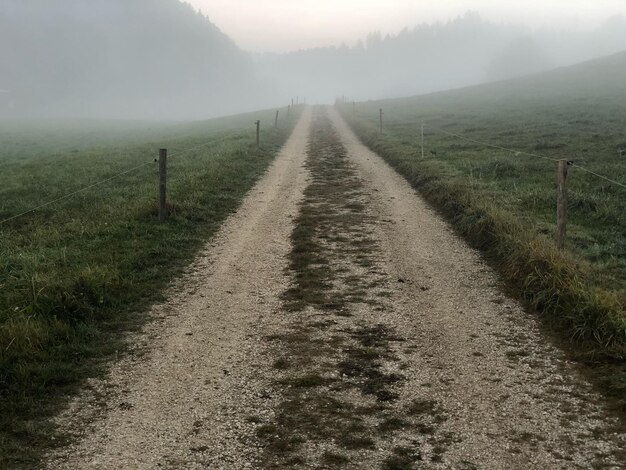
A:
0 0 254 119
416 50 626 104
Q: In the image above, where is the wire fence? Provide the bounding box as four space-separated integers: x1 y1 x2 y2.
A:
423 123 561 163
345 101 625 188
420 118 624 252
0 160 156 226
422 122 626 190
0 117 276 227
0 102 310 229
344 103 625 250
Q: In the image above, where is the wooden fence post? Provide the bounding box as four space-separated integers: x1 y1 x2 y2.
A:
421 121 425 159
255 120 260 148
275 110 279 128
379 108 383 134
556 159 569 250
158 148 167 222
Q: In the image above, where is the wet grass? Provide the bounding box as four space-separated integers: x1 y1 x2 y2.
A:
382 446 420 470
321 451 350 466
338 325 405 402
281 113 379 313
0 106 303 467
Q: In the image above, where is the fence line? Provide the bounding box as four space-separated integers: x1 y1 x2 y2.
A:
423 123 561 163
0 134 240 226
353 102 625 190
0 106 297 227
405 105 625 137
356 104 625 249
422 121 625 248
569 163 626 190
0 160 155 226
7 103 300 227
167 139 220 159
423 122 625 190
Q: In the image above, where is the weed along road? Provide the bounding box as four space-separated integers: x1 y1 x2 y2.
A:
47 107 624 469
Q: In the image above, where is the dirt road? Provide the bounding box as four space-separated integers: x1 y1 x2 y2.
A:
47 107 624 469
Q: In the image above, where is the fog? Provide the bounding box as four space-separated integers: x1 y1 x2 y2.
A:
256 12 626 104
189 0 626 53
1 0 625 120
0 0 257 120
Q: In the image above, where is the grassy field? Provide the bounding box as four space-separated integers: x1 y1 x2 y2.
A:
337 53 625 405
0 106 302 467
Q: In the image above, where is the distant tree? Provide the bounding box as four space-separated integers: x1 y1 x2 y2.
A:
365 31 382 50
486 37 552 81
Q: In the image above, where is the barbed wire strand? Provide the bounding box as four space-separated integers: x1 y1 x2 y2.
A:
430 117 624 139
424 123 560 163
168 122 265 159
168 139 219 159
570 163 626 190
0 160 155 226
0 130 233 227
536 117 624 136
424 122 626 190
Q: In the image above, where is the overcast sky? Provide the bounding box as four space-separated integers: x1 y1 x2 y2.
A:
186 0 626 52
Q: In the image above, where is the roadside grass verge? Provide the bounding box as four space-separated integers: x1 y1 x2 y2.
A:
335 67 626 412
0 106 303 467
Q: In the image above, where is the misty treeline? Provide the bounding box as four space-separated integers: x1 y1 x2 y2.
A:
1 2 625 120
260 12 626 104
0 0 256 119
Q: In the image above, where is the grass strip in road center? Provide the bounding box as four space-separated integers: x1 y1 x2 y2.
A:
257 108 452 468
